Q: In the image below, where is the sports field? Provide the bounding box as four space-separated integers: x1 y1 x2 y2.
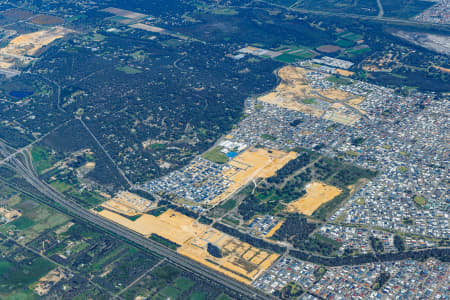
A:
286 182 341 216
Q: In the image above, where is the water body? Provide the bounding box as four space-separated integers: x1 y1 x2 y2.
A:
9 90 33 98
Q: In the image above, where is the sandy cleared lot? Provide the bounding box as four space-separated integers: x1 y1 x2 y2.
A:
7 27 69 56
101 7 148 19
230 148 298 184
335 69 354 76
323 103 361 126
97 209 278 283
319 88 353 101
0 27 71 68
258 66 324 117
101 191 154 215
265 220 284 238
210 148 297 205
34 267 68 296
0 207 22 222
258 66 365 125
286 182 341 216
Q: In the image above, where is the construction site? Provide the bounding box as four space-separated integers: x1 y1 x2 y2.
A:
95 209 279 284
0 26 71 69
100 191 155 216
286 181 342 216
257 66 365 125
210 147 298 206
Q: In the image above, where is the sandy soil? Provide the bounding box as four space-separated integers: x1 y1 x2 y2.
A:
286 181 341 216
0 27 71 68
209 148 297 206
335 69 354 76
101 191 154 214
257 66 366 123
97 209 279 284
265 220 284 238
258 66 324 117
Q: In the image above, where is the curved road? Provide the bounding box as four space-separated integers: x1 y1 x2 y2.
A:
0 142 273 300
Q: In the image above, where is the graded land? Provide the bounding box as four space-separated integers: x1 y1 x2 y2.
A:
96 209 278 284
257 66 364 125
101 191 155 216
0 27 71 68
286 181 342 216
211 147 298 205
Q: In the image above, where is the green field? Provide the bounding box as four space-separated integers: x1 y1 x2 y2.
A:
327 75 352 85
9 216 34 230
50 180 72 193
0 197 70 243
88 33 106 41
116 65 143 74
261 133 277 141
286 48 316 59
335 39 354 48
341 32 363 41
273 53 298 63
413 195 426 207
189 292 207 300
174 277 195 292
347 47 371 55
88 246 125 273
301 98 316 105
219 199 236 212
69 190 106 208
211 8 238 15
216 294 233 300
157 286 181 299
202 147 228 164
31 146 55 174
0 257 54 296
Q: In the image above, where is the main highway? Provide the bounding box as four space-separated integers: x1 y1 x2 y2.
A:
0 140 274 300
250 0 450 31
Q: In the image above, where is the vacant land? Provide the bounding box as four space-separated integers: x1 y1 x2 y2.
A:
0 27 71 68
100 191 154 216
211 147 297 205
237 149 377 221
286 182 342 216
31 15 64 25
258 66 364 125
96 209 278 283
258 66 324 117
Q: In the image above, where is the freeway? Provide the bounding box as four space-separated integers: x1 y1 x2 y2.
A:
251 0 450 31
0 141 273 300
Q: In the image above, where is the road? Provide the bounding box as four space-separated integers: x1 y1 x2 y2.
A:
0 140 272 300
251 0 450 31
376 0 384 18
77 117 133 188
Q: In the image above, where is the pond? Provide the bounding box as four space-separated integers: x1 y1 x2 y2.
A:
9 90 33 98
